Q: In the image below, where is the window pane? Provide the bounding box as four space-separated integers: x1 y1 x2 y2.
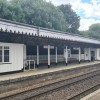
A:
4 50 9 62
0 50 2 62
4 56 9 62
0 46 2 50
4 50 9 55
4 46 9 50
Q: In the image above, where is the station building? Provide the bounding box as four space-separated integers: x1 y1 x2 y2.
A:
0 18 100 74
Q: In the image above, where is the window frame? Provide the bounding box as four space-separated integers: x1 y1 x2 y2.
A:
0 46 10 64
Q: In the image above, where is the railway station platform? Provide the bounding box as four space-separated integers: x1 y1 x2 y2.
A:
81 88 100 100
0 61 100 82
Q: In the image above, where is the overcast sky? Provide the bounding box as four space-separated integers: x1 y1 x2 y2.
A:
46 0 100 31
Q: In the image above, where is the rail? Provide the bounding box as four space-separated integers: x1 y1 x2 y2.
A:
1 67 100 100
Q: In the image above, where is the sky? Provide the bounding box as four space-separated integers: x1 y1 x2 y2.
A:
46 0 100 31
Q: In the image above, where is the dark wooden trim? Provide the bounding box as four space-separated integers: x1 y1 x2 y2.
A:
0 31 100 48
0 18 99 42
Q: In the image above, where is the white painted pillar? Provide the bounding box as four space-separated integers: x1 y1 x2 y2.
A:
65 46 68 65
84 48 86 61
48 45 50 68
88 48 91 61
96 48 100 60
70 49 71 58
37 45 39 67
69 48 71 63
79 47 81 63
55 47 57 64
23 45 26 71
95 48 98 60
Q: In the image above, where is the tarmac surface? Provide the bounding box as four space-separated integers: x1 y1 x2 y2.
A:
0 61 100 82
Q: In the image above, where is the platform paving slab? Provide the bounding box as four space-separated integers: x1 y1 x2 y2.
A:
0 61 100 82
81 88 100 100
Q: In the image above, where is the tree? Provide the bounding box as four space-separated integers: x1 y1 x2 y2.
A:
80 23 100 39
58 4 80 33
5 0 68 31
0 0 80 33
0 0 12 20
89 23 100 32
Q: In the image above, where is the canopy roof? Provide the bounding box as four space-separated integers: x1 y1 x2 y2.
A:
0 18 100 45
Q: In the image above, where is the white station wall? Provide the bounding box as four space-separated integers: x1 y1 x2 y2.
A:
0 42 26 73
96 48 100 60
84 48 100 60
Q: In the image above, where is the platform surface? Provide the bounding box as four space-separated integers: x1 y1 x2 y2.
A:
81 88 100 100
0 61 100 82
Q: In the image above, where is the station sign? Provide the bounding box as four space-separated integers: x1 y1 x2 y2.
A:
43 45 54 49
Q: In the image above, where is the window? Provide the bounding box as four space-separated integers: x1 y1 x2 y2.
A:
0 46 10 63
4 47 9 62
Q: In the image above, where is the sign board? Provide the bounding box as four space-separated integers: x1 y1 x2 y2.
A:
73 47 79 50
43 45 54 49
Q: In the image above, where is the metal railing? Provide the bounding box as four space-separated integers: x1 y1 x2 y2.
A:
27 55 65 63
26 54 85 63
23 59 35 71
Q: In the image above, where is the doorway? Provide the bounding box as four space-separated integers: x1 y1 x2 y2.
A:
91 51 95 61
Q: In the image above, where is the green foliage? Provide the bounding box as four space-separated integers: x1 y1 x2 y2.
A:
58 4 80 33
89 23 100 33
80 23 100 39
0 0 12 19
0 0 80 33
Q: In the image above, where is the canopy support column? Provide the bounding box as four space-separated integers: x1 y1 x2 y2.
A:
84 48 85 61
65 46 68 65
79 47 81 63
88 48 91 62
55 47 57 65
37 45 39 67
48 45 50 68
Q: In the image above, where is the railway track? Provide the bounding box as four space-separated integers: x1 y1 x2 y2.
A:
68 84 100 100
25 71 100 100
0 67 100 100
0 64 100 94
